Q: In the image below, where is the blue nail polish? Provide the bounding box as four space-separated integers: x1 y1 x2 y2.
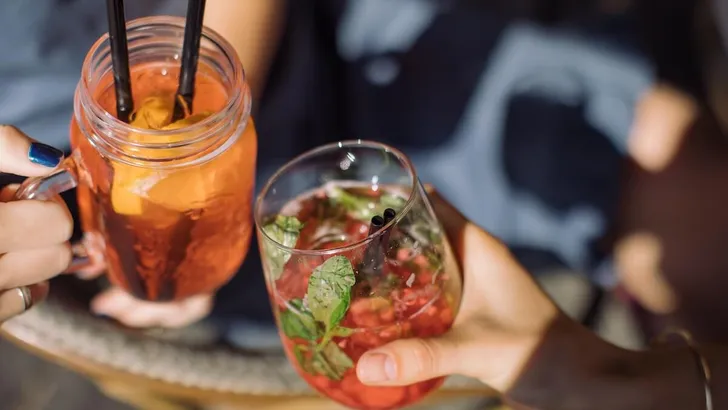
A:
28 142 63 168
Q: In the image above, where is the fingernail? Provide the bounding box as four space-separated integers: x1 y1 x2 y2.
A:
28 142 63 168
357 353 396 383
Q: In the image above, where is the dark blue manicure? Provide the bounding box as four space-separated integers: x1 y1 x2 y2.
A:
28 142 63 168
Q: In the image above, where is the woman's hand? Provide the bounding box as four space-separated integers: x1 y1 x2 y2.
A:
353 189 715 410
90 288 213 329
0 125 70 322
354 190 694 409
0 125 212 328
355 189 565 392
77 248 212 329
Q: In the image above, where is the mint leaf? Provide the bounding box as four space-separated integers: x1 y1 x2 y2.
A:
292 256 357 380
307 256 356 331
322 340 354 370
331 326 355 338
425 248 443 272
320 341 354 379
329 187 407 221
280 299 320 341
329 187 376 220
310 341 354 380
293 344 313 373
262 215 303 280
311 351 341 380
380 193 406 211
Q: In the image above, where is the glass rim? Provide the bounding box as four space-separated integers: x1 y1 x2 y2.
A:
254 140 420 256
79 15 248 147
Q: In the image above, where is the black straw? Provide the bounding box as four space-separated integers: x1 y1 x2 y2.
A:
379 209 396 262
105 0 133 123
361 214 392 277
367 215 385 236
173 0 207 121
383 208 396 224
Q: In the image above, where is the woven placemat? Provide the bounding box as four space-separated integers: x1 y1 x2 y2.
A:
3 287 484 396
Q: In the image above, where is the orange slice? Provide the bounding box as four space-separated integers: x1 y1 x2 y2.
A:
110 95 214 216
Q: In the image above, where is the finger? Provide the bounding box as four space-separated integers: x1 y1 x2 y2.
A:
0 282 49 322
0 184 19 202
63 232 107 279
424 184 489 245
89 287 138 316
91 288 213 328
426 187 509 265
74 260 107 280
425 186 549 327
425 187 468 241
0 244 72 290
73 240 107 279
0 199 73 253
119 296 213 328
357 336 462 386
0 125 64 176
4 188 85 277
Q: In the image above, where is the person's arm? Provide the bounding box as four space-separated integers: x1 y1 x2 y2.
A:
203 0 285 101
352 189 726 409
585 339 728 409
637 343 728 409
507 316 727 410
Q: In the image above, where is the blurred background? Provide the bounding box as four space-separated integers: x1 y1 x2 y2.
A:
2 0 728 409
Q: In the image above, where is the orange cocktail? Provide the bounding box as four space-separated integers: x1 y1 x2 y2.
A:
61 16 256 301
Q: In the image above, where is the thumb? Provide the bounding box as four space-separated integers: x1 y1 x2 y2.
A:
0 125 64 176
356 336 462 386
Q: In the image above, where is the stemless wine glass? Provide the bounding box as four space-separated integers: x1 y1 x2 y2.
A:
14 16 257 302
255 141 463 410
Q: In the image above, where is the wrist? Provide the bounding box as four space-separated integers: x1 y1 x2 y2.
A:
637 342 707 410
506 316 707 410
504 314 622 409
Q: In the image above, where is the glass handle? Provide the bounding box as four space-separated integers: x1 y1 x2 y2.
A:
13 158 91 272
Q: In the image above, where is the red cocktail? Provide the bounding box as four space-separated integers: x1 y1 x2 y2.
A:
256 142 463 410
